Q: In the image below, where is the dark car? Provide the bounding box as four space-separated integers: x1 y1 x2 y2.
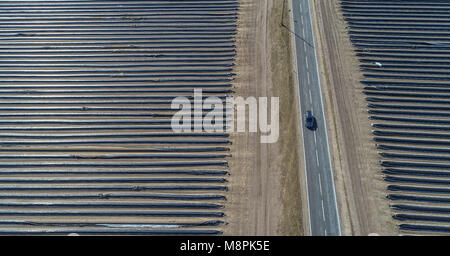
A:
305 111 317 130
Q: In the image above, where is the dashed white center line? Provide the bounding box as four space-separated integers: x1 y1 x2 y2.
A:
307 72 311 84
318 173 326 223
316 153 320 166
305 57 309 69
309 91 312 102
322 201 326 222
318 173 323 196
318 175 326 225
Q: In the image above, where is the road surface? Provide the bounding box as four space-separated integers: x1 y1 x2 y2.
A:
291 0 341 236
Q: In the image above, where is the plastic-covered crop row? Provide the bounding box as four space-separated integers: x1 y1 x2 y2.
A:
373 130 450 139
377 144 450 153
0 185 230 192
399 224 450 233
369 110 450 118
382 161 450 170
345 18 450 24
0 193 227 201
365 91 450 98
388 194 450 204
341 1 450 7
366 87 450 93
363 80 450 87
395 215 450 224
368 98 450 105
369 104 450 111
383 168 450 177
0 169 230 176
384 176 450 186
388 185 450 194
374 137 450 146
350 27 450 32
0 229 224 236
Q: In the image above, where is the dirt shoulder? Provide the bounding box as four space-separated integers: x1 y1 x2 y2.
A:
309 0 397 235
223 0 303 235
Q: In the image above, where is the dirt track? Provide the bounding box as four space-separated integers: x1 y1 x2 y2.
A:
310 0 397 235
224 0 303 236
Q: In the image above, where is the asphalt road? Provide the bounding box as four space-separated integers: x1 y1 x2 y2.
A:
291 0 341 236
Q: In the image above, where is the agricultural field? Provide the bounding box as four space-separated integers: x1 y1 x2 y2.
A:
341 0 450 235
0 0 237 235
0 0 303 236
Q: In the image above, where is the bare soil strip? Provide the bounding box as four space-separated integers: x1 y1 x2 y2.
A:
224 0 303 235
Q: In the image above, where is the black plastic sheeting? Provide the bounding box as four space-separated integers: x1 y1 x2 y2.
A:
0 220 227 228
0 210 226 217
342 0 450 234
0 177 229 184
385 176 450 186
369 104 450 111
0 169 230 176
374 137 450 146
363 81 450 88
0 193 227 201
369 110 450 118
373 130 450 139
392 204 450 214
0 0 239 235
388 185 450 195
0 185 230 192
0 229 223 236
382 161 450 170
373 124 450 132
365 91 450 99
399 224 450 233
388 194 450 204
377 144 450 154
370 116 450 125
0 218 227 234
380 152 450 162
342 1 450 7
395 214 450 224
383 168 450 178
366 87 450 94
0 202 224 209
